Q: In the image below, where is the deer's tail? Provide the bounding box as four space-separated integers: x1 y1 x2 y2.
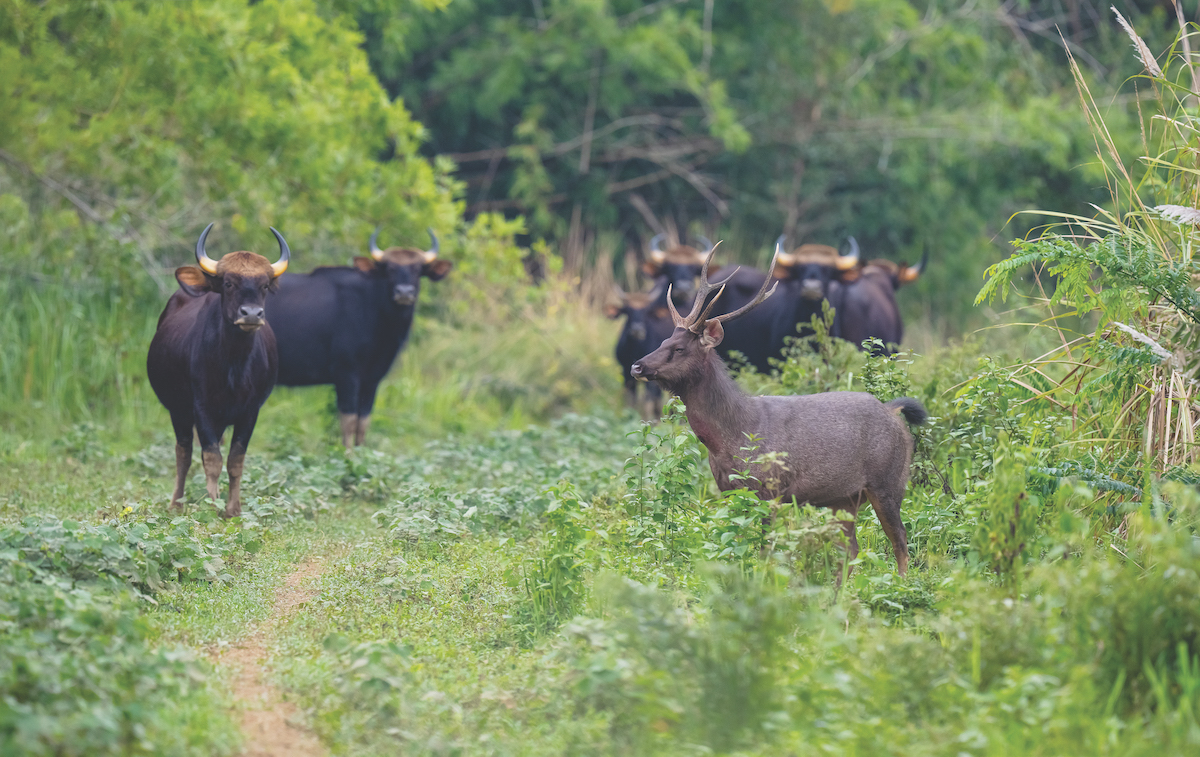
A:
885 397 928 426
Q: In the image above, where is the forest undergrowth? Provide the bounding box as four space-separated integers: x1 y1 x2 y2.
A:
5 13 1200 757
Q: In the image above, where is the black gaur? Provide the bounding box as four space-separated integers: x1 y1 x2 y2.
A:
268 228 452 448
837 249 927 354
147 223 289 517
698 237 857 373
606 282 673 420
642 233 715 307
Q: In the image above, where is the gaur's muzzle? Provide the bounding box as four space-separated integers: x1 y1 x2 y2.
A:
235 305 266 332
800 279 825 301
672 279 697 300
629 323 647 342
393 284 417 306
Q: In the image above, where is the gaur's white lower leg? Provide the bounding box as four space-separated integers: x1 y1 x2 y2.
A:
339 413 358 450
355 415 371 446
202 448 223 504
225 443 246 519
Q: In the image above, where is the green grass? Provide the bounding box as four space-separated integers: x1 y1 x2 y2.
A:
4 263 1200 755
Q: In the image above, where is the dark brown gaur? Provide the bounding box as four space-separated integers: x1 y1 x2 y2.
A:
267 227 452 448
606 281 673 420
147 223 289 517
631 244 926 576
837 241 928 355
643 232 717 306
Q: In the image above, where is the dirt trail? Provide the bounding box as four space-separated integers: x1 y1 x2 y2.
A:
220 557 327 757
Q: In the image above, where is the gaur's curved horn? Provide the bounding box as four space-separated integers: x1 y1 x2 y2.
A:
772 234 794 270
195 222 219 275
902 248 926 284
369 227 384 262
423 227 440 263
269 227 290 277
838 236 860 271
695 235 713 253
908 248 929 278
648 233 667 264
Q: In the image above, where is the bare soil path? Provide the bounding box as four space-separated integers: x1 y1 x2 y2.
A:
218 556 327 757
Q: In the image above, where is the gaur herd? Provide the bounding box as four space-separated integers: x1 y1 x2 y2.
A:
148 223 927 574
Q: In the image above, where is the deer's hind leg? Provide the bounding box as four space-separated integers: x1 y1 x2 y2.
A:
865 487 909 576
815 495 864 584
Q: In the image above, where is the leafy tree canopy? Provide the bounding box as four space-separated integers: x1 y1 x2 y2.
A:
0 0 467 279
351 0 1153 322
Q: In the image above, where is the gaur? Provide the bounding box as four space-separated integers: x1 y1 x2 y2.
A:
642 233 714 307
837 247 927 355
147 223 289 517
631 243 926 575
267 228 452 448
606 282 673 420
705 236 859 373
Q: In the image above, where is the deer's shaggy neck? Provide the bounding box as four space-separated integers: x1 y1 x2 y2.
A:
670 353 755 455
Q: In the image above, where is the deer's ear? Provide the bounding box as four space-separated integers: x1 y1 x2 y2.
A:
700 319 724 349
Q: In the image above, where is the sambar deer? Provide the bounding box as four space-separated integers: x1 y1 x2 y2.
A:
631 242 926 575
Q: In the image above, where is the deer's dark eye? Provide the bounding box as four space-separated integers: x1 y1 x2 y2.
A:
674 347 685 354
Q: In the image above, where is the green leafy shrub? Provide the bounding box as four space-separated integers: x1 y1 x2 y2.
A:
0 509 253 594
514 482 591 641
970 433 1044 581
565 568 800 752
621 398 707 563
0 579 236 757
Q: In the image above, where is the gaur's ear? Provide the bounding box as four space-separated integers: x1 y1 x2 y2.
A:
838 268 861 283
706 264 722 275
700 319 724 349
175 266 213 295
641 260 661 276
604 303 623 319
653 307 670 319
422 258 453 280
352 256 379 273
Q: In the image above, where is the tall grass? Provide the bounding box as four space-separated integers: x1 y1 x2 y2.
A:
0 275 163 436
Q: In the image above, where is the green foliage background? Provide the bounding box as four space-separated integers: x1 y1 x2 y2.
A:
5 2 1200 755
